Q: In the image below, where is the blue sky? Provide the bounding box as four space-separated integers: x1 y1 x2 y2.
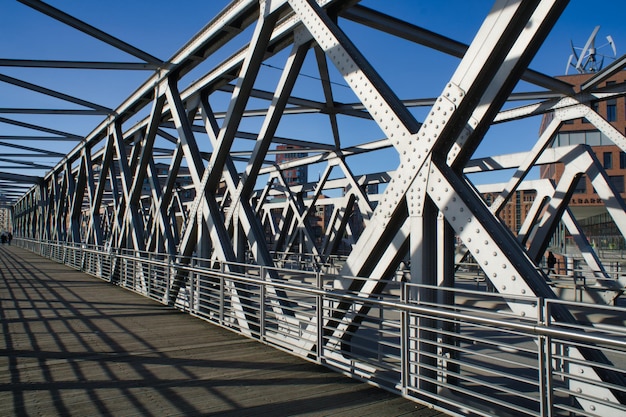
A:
1 1 626 190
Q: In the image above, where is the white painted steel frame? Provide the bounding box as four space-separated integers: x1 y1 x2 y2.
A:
8 0 626 415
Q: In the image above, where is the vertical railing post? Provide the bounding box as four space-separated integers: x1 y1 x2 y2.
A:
109 249 114 283
188 261 194 314
401 283 409 396
219 265 225 326
148 254 152 297
541 298 554 417
260 266 266 342
165 255 171 305
132 251 137 290
316 270 323 363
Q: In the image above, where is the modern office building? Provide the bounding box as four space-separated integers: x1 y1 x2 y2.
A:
275 145 308 186
539 70 626 249
481 70 626 251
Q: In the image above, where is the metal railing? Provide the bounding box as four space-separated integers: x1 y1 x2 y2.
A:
16 238 626 417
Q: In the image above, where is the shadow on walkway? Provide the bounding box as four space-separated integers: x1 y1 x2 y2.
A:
0 245 441 416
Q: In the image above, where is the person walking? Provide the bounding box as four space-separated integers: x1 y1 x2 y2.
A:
547 251 556 276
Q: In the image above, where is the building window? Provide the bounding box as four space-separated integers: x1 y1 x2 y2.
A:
620 152 626 169
570 132 585 144
586 131 601 146
592 101 599 113
607 99 617 122
604 152 613 169
574 176 586 194
610 176 625 194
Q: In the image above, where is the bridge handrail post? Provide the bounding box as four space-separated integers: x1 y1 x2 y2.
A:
165 255 171 304
260 265 266 342
147 253 152 297
108 248 114 283
80 243 85 272
188 259 194 315
400 283 408 396
219 266 225 326
538 297 554 417
316 269 323 363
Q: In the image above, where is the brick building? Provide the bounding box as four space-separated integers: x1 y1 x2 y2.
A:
482 70 626 247
483 190 537 235
539 70 626 248
276 145 308 186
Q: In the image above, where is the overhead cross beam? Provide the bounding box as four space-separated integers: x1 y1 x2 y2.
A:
18 0 163 66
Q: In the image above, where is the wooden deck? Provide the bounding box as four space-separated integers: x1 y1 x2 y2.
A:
0 245 445 416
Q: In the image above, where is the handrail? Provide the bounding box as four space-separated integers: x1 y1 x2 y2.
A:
14 237 626 417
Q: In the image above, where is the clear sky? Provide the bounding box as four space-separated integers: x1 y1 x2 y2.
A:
1 0 626 192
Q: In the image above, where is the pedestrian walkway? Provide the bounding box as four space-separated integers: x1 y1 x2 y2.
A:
0 245 444 416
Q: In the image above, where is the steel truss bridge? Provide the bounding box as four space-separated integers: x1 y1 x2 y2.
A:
4 1 626 416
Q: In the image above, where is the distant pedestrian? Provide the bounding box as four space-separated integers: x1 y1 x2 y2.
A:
546 251 556 276
7 232 12 245
0 234 5 244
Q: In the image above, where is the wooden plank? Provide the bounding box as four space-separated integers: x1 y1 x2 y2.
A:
0 246 442 416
